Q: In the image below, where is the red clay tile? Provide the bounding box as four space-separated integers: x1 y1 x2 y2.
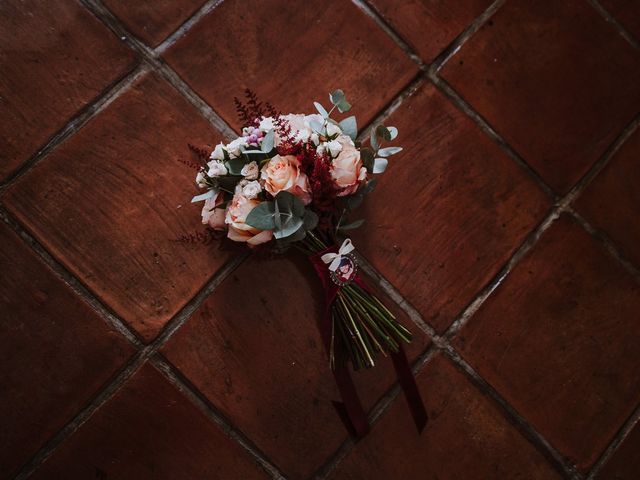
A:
102 0 206 47
0 223 134 480
0 0 137 182
31 363 268 480
329 353 562 480
596 421 640 480
441 0 640 193
3 73 231 342
601 0 640 39
454 215 640 470
163 0 418 131
368 0 492 62
576 129 640 269
161 251 429 479
352 82 549 332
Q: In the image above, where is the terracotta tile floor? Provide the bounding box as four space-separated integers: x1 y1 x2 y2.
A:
1 1 639 479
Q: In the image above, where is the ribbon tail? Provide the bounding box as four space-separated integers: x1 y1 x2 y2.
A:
332 364 370 438
391 345 428 433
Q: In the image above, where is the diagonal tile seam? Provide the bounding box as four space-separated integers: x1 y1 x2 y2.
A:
586 401 640 480
79 0 238 140
587 0 640 50
311 343 440 480
150 354 288 480
0 207 143 347
0 63 148 194
332 111 640 479
352 0 558 202
12 249 250 480
352 251 582 480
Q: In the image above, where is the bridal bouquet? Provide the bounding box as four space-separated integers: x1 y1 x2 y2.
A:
189 89 425 436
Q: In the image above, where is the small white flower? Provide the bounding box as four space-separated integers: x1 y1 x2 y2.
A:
316 143 326 156
207 160 228 177
327 140 342 157
326 122 342 138
310 132 320 146
259 116 275 132
242 180 262 199
210 143 226 161
241 161 259 180
226 137 248 157
196 170 208 187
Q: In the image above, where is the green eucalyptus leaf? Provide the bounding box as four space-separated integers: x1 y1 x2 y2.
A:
314 101 329 118
373 157 388 174
338 116 357 141
274 216 304 239
376 125 392 141
338 219 365 231
285 225 307 242
309 117 324 134
360 147 375 172
337 99 351 113
191 189 217 203
377 146 403 157
330 89 345 105
226 157 247 175
369 128 379 151
347 193 364 210
261 129 275 152
245 202 276 230
303 209 319 231
387 126 398 140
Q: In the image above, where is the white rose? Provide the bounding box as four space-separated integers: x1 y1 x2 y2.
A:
242 180 262 199
327 140 342 157
241 161 259 180
326 122 342 138
207 160 228 177
196 170 208 187
210 143 225 161
259 116 275 132
226 137 247 157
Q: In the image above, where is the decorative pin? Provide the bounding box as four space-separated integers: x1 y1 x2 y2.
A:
321 239 358 285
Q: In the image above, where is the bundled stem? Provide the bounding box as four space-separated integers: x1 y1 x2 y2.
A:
302 231 413 370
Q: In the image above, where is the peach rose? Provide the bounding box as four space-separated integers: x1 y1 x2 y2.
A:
260 154 312 204
201 192 226 231
331 135 367 196
225 193 273 246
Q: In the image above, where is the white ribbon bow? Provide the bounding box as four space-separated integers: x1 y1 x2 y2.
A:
321 238 355 272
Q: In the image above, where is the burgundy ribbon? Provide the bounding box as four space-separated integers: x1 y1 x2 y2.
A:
310 246 427 438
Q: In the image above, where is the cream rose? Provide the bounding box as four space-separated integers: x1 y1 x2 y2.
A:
201 192 226 231
260 154 312 204
331 135 367 196
225 193 273 246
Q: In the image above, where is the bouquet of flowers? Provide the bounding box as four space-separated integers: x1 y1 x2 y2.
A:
190 89 425 436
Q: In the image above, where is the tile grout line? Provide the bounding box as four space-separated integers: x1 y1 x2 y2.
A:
586 401 640 479
350 0 425 68
587 0 640 50
155 0 226 54
12 250 248 479
354 253 583 480
0 207 143 347
0 63 148 194
427 73 557 200
79 0 237 140
150 355 288 480
311 343 440 480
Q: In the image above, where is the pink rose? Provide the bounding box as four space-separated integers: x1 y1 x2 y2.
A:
331 135 367 196
261 154 312 204
201 192 226 230
225 193 273 246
